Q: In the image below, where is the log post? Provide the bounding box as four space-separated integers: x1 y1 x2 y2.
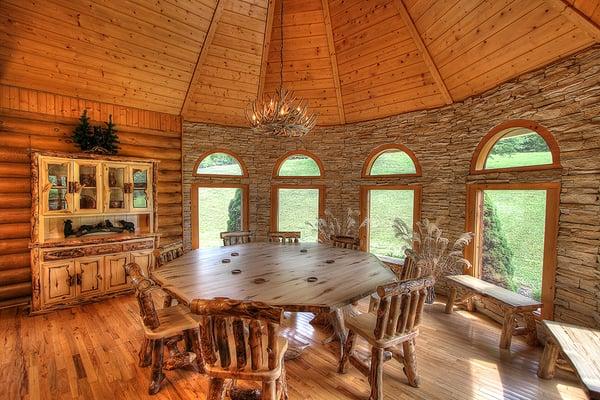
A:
499 311 516 350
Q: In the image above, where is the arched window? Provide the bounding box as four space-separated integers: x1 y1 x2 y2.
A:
360 144 422 262
194 149 248 177
191 149 249 249
273 150 323 178
471 120 560 173
466 121 560 319
271 150 325 242
362 144 421 178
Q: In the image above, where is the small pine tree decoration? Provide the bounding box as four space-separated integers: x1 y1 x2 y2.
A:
72 110 94 150
72 111 119 154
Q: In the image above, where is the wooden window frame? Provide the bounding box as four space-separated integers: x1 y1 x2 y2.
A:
465 182 560 320
270 184 326 236
470 120 561 175
191 183 249 249
272 150 324 178
359 184 422 259
361 143 422 179
193 149 249 178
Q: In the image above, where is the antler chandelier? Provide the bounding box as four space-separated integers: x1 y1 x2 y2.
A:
246 0 317 137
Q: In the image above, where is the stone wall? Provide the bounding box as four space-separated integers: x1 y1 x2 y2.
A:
183 45 600 328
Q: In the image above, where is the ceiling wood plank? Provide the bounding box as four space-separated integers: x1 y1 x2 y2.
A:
257 0 277 100
548 0 600 41
321 0 345 124
180 0 226 115
393 0 453 105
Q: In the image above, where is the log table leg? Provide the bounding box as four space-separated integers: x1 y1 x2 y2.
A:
525 313 538 346
537 339 560 379
138 338 153 367
329 307 348 361
445 287 457 314
499 311 516 350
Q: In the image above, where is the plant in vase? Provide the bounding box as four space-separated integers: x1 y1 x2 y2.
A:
393 218 473 303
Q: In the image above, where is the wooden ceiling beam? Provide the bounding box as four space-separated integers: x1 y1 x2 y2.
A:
548 0 600 42
180 0 225 116
394 0 453 105
257 0 277 100
321 0 346 124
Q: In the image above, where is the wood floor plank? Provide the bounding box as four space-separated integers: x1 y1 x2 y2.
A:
0 296 588 399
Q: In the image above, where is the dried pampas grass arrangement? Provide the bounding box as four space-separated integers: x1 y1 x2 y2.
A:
394 218 473 281
306 208 368 244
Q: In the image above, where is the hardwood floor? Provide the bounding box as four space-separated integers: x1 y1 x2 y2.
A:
0 295 587 400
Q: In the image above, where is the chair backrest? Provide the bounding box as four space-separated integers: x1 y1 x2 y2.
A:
220 231 253 246
126 262 160 330
398 256 421 280
331 235 360 250
190 298 284 373
373 276 434 340
154 241 184 268
268 231 300 244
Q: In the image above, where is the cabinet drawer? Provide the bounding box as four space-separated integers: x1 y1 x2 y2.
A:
123 240 154 252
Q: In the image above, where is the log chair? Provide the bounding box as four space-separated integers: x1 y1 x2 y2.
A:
153 241 185 308
126 262 204 395
268 232 300 244
368 257 422 313
221 231 253 246
190 297 289 400
338 276 434 399
330 235 360 250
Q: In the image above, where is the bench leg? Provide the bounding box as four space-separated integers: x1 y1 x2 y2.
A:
499 311 516 350
525 314 538 346
444 287 457 314
537 340 560 379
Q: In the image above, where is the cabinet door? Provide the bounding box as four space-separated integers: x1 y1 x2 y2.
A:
42 261 76 305
41 159 73 214
130 250 153 277
104 163 129 213
76 257 104 297
130 165 152 213
105 253 130 293
74 161 102 214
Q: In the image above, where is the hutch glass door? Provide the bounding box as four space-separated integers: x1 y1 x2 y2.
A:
43 159 72 214
105 164 128 213
131 165 152 212
74 161 102 213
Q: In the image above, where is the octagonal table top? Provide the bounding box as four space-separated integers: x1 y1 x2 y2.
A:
151 242 396 312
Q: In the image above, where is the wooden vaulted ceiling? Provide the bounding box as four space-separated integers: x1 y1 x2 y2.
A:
1 0 600 125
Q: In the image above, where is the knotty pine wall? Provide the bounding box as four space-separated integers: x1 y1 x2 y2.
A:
0 84 183 308
184 45 600 328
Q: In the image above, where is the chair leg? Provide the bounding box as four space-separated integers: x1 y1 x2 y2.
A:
369 347 384 400
207 378 225 400
139 338 153 367
163 294 173 308
185 328 206 373
277 364 289 400
337 329 356 373
262 380 277 400
402 339 420 388
149 338 165 395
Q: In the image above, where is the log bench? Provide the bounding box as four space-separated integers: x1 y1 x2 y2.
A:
537 320 600 399
445 275 541 350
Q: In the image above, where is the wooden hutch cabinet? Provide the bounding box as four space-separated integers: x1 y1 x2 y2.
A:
30 152 159 313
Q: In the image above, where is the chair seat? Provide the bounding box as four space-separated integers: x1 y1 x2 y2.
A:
346 313 418 348
143 304 201 339
205 337 289 381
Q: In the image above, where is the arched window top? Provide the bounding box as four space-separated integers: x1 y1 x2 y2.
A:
194 149 248 177
471 120 560 173
273 150 323 178
362 144 421 178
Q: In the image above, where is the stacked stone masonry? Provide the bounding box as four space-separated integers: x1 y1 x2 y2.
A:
183 45 600 328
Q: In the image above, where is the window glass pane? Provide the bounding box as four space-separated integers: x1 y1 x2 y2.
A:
278 155 320 176
198 187 242 248
485 128 552 169
480 190 546 301
368 190 414 259
197 153 243 175
278 188 319 241
369 150 416 175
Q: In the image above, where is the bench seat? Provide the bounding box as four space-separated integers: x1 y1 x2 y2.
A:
445 274 542 350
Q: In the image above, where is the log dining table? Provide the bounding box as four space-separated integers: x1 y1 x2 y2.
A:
150 242 396 359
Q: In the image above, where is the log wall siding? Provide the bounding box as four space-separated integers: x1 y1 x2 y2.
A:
183 44 600 328
0 84 183 308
